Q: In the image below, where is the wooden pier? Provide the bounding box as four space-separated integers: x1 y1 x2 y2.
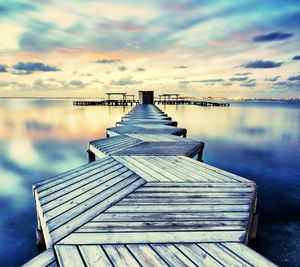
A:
73 92 230 107
24 91 275 267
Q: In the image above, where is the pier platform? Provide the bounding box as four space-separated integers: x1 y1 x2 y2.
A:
24 102 276 266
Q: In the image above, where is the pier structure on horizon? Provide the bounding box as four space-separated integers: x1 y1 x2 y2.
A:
73 92 230 107
24 91 275 267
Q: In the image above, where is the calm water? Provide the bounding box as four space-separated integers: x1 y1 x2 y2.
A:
0 99 299 266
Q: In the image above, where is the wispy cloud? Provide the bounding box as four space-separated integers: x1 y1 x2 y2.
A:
0 64 8 72
288 75 300 81
12 62 60 75
252 32 293 42
174 65 188 69
242 60 283 68
229 77 248 81
265 76 280 82
240 82 256 87
180 79 225 84
118 66 127 72
110 76 143 86
235 72 252 76
95 59 121 64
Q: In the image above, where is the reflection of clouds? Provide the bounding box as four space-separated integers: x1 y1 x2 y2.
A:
7 138 39 167
159 103 300 146
0 170 27 208
0 100 130 141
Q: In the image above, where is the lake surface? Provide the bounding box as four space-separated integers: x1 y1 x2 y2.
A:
0 99 299 266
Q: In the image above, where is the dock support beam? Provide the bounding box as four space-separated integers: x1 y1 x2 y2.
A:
87 150 96 163
35 209 45 248
249 196 259 241
197 143 205 162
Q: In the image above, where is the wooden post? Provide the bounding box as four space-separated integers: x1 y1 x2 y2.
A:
197 143 205 162
87 150 96 163
249 196 259 241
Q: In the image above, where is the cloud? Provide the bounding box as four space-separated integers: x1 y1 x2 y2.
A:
13 62 60 75
229 77 248 81
180 79 225 84
0 64 8 72
69 80 86 88
110 76 143 86
240 82 256 87
95 59 121 64
265 76 280 82
235 72 252 76
136 67 145 72
223 82 232 86
242 60 283 68
288 75 300 81
174 65 188 69
252 32 293 42
293 55 300 60
272 81 300 90
118 66 127 72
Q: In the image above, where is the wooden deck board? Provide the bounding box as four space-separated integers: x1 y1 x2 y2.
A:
106 125 187 137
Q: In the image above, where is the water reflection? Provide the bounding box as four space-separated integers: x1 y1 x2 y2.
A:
159 101 300 266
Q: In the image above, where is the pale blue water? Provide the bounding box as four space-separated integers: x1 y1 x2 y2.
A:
0 99 299 266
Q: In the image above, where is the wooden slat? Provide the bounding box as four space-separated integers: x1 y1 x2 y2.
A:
151 244 197 267
55 245 84 267
59 230 246 244
221 242 278 267
174 243 223 267
78 245 112 266
22 249 56 267
77 221 246 232
103 245 140 267
127 244 168 266
93 211 250 222
199 243 251 266
107 204 251 213
113 156 164 182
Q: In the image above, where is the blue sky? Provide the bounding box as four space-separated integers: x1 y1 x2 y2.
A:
0 0 300 98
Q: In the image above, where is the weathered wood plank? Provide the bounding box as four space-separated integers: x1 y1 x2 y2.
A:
221 242 278 267
174 243 223 267
199 243 251 266
103 245 140 267
107 204 251 213
93 211 250 222
127 244 168 266
22 249 56 267
78 245 112 266
55 245 84 267
151 244 197 267
77 221 246 232
59 230 246 244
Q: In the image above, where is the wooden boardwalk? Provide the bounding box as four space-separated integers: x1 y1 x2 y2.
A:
23 104 276 266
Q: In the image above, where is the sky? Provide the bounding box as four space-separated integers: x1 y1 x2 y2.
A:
0 0 300 98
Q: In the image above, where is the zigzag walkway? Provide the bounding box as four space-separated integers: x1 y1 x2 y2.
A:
23 104 276 267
